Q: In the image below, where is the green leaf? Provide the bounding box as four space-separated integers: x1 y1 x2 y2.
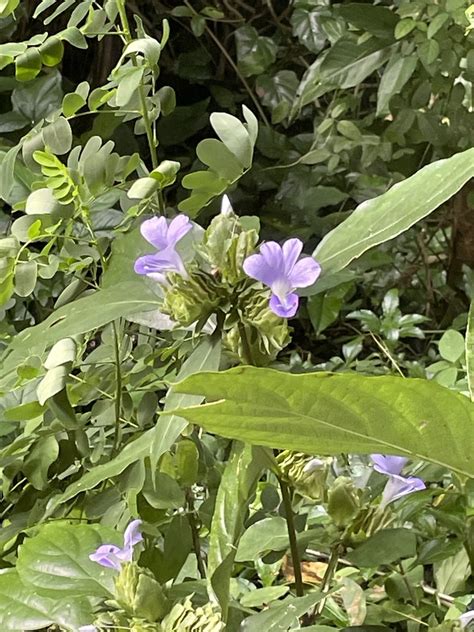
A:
376 55 417 116
319 39 394 90
17 523 118 597
439 329 465 363
418 39 440 66
208 442 267 618
339 4 398 39
210 112 253 168
240 585 289 608
39 36 64 67
313 148 474 280
45 430 154 515
467 300 474 401
394 18 417 39
174 367 474 478
14 260 37 297
62 92 86 117
242 591 327 632
25 188 62 215
36 365 68 405
15 48 42 82
346 529 417 567
42 117 73 155
427 13 449 38
0 0 19 18
235 516 288 561
235 25 277 77
0 570 92 631
23 435 59 490
44 337 77 369
1 283 160 380
434 548 470 595
291 7 327 53
151 335 221 468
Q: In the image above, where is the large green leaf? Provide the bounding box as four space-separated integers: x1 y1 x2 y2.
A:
17 523 119 597
0 282 159 381
45 429 153 515
174 367 474 478
207 442 267 619
151 335 222 468
0 570 92 631
312 148 474 280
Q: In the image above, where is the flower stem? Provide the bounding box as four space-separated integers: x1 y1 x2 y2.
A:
279 477 304 597
112 320 123 455
117 0 158 170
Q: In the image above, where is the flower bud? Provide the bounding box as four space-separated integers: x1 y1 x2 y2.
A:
115 562 169 622
277 451 327 500
327 477 360 527
161 271 222 326
161 596 225 632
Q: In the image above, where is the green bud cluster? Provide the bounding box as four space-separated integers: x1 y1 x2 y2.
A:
327 476 360 527
161 596 225 632
115 562 169 622
161 208 291 363
277 451 328 500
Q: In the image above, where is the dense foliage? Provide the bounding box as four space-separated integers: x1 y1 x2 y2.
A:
1 1 474 630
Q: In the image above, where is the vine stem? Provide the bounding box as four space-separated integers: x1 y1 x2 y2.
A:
186 490 206 579
315 545 340 616
279 477 304 597
117 0 159 170
183 0 270 127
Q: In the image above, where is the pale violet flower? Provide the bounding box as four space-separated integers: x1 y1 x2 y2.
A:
370 454 425 507
78 626 97 632
134 215 192 283
89 519 143 571
220 193 233 215
243 238 321 318
460 611 474 628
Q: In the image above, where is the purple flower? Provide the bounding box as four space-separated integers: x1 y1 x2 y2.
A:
460 611 474 628
134 215 192 283
371 454 408 476
370 454 425 507
243 238 321 318
89 519 143 571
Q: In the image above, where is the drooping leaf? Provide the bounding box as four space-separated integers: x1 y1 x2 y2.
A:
207 442 267 618
376 55 417 116
174 367 474 478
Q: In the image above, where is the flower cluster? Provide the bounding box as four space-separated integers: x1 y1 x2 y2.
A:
370 454 425 507
134 196 321 320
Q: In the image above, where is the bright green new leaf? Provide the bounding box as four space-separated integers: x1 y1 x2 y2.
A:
15 48 42 82
210 112 253 168
174 367 474 478
439 329 465 364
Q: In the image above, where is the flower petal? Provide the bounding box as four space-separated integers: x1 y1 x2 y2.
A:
140 216 169 249
288 257 321 289
371 454 408 476
123 519 143 550
243 253 278 286
134 249 185 279
282 238 303 275
269 292 299 318
89 544 122 570
221 194 233 215
166 215 192 247
259 241 285 275
381 474 425 507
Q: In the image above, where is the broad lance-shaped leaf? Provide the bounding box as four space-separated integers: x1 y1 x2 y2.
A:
173 367 474 478
311 147 474 284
